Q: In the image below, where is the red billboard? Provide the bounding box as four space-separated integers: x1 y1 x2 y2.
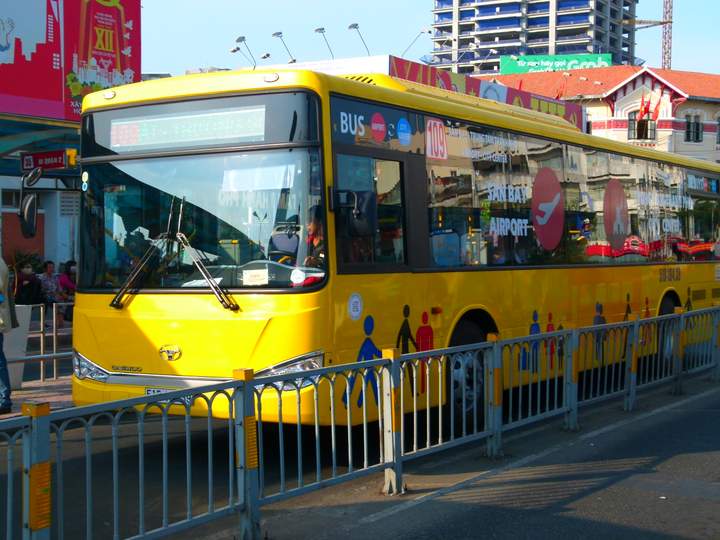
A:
0 0 141 123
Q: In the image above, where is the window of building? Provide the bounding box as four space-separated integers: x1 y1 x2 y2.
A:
2 189 20 208
628 111 656 140
685 114 703 142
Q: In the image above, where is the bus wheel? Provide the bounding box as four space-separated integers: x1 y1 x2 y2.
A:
658 294 679 369
447 320 487 425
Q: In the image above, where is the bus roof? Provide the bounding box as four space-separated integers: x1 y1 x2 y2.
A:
83 68 720 176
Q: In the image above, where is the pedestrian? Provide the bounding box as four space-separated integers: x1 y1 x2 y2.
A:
58 260 76 321
38 260 65 328
0 256 19 414
14 262 44 305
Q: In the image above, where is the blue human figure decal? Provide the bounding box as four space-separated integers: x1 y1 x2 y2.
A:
529 310 541 373
520 310 541 371
344 315 382 408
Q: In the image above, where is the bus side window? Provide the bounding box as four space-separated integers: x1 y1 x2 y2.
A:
335 153 405 266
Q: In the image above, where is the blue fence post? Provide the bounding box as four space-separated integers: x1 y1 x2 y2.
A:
381 349 404 495
624 317 640 412
563 330 579 431
712 312 720 383
21 402 52 540
672 310 685 396
233 369 261 540
486 338 503 458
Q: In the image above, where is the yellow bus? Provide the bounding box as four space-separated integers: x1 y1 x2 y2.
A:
71 68 720 423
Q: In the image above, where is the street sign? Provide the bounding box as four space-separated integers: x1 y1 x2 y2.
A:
20 150 68 172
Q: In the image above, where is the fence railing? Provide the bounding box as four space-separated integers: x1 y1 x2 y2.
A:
9 302 74 383
2 307 719 539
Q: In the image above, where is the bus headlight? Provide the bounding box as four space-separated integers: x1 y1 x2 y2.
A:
258 351 323 391
73 350 110 383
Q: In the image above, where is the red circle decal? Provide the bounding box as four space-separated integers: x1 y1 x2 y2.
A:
531 168 564 251
370 112 387 143
604 178 629 250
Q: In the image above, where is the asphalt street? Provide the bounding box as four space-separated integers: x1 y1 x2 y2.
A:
2 372 719 539
217 374 720 540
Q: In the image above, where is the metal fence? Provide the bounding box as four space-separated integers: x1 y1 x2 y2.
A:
499 329 573 430
9 302 74 383
2 307 719 539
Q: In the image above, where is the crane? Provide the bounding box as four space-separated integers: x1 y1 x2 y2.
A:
623 0 673 69
661 0 673 70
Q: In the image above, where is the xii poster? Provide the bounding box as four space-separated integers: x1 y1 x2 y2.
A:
0 0 141 122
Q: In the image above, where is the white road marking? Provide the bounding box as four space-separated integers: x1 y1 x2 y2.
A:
359 385 720 525
578 386 720 441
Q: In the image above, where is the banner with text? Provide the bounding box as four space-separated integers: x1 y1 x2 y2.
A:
389 56 585 132
0 0 141 122
500 54 612 75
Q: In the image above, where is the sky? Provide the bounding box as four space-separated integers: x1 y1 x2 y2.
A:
141 1 720 75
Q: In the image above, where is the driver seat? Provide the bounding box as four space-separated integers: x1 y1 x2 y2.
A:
269 215 300 263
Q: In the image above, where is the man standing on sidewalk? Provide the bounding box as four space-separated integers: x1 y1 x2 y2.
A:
0 256 19 414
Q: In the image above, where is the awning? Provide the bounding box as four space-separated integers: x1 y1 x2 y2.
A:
0 128 78 158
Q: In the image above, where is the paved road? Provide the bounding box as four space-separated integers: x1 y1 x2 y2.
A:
362 391 720 540
248 376 720 540
2 372 719 539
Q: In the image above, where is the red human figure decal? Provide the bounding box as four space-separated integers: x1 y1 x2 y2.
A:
415 311 434 394
545 312 556 369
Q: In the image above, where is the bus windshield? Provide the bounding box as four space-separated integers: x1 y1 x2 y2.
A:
80 148 325 290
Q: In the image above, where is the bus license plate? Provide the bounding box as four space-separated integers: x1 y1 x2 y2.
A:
145 387 192 406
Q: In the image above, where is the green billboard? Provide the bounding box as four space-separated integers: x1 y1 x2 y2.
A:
500 54 613 74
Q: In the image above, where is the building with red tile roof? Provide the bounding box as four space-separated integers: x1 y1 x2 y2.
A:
477 66 720 162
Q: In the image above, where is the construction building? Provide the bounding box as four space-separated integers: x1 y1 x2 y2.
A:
432 0 638 74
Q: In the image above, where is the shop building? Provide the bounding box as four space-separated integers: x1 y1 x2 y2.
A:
432 0 638 74
481 65 720 162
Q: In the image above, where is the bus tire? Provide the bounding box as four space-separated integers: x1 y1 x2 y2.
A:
446 319 489 431
659 293 678 315
658 293 679 368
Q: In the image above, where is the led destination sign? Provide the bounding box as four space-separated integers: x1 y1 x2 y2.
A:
110 106 266 151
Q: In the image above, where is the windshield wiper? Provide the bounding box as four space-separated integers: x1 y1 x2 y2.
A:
110 196 179 309
176 232 240 311
109 236 165 309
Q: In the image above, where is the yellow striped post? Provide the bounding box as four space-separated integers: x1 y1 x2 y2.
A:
564 329 580 431
22 402 52 539
486 338 504 457
713 311 720 382
233 369 259 471
673 308 685 395
233 369 261 539
486 334 502 408
624 317 640 412
381 348 404 495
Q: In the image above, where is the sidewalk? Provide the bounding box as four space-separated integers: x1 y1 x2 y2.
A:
0 375 73 419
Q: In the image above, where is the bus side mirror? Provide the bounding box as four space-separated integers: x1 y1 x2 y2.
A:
19 193 38 238
18 166 42 238
23 167 43 188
